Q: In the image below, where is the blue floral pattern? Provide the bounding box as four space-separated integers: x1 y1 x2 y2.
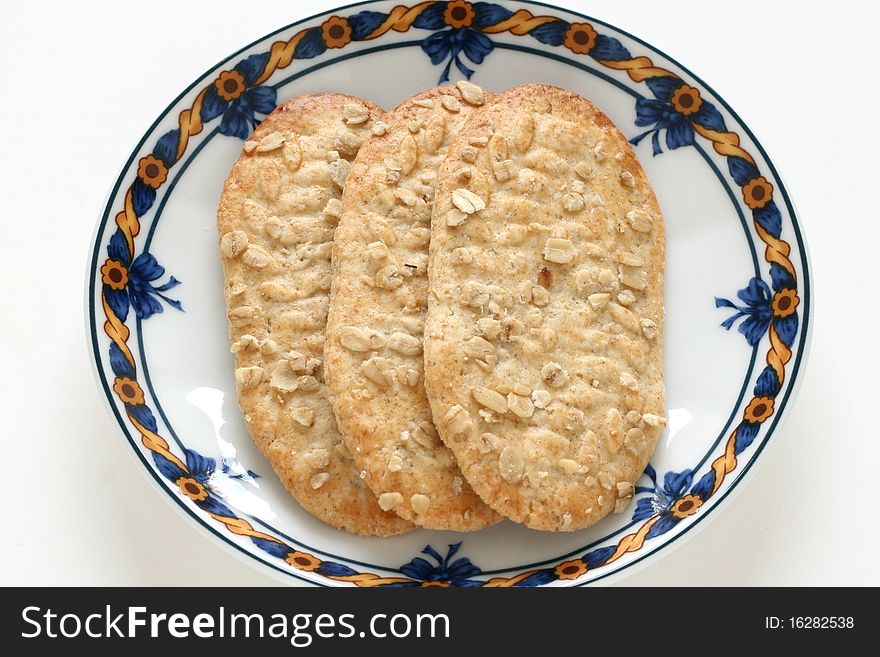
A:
200 54 277 139
155 448 238 519
416 1 498 82
630 79 726 156
102 232 181 322
632 465 712 538
715 277 774 346
633 465 691 520
399 543 483 587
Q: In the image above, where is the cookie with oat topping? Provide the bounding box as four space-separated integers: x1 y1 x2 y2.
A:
217 93 412 536
325 84 499 530
424 84 666 531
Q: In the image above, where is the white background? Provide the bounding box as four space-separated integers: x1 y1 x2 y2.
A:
1 0 877 586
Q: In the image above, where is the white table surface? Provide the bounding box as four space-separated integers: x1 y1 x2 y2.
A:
2 0 877 586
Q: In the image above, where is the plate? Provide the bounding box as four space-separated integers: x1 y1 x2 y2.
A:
87 0 811 586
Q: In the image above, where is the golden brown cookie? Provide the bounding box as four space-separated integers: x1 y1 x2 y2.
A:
424 84 666 531
217 93 412 536
325 83 499 530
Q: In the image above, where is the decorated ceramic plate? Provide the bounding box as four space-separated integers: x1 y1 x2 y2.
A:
87 0 810 586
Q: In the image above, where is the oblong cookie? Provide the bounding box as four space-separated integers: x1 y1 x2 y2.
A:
425 84 666 531
325 84 499 530
217 94 412 536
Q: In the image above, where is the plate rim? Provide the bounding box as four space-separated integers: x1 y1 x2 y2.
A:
86 0 812 586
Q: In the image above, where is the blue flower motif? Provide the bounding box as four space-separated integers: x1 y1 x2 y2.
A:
162 448 248 517
184 448 217 485
633 464 692 521
200 53 277 139
414 1 499 82
633 465 705 539
399 542 483 587
630 78 726 156
715 277 773 347
422 27 493 82
102 231 182 322
148 435 242 519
